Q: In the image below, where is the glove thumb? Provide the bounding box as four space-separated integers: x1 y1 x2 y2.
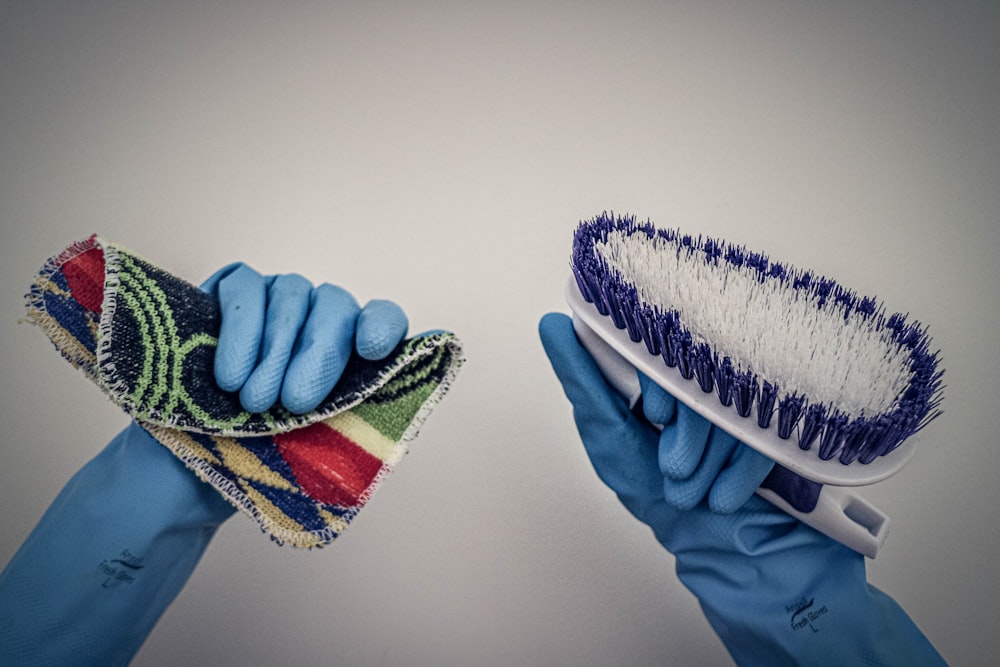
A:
539 312 665 517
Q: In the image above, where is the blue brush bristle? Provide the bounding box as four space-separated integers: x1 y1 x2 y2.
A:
572 212 944 465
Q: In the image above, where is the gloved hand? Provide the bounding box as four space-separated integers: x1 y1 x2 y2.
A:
634 365 775 514
202 263 408 414
539 312 945 666
1 265 409 666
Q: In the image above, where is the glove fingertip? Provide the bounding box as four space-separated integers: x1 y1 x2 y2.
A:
637 372 676 425
282 343 343 414
707 446 776 514
538 312 569 348
238 368 283 413
213 345 254 392
658 436 701 481
707 483 757 515
279 385 323 415
238 392 271 414
357 299 408 360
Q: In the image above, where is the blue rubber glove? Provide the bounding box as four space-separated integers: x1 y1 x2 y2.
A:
202 263 409 414
539 312 945 666
0 422 235 666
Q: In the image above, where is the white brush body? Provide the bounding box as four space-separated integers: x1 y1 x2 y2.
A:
568 279 913 558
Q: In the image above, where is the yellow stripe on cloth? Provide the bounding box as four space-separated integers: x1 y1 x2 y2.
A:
318 508 349 535
165 430 221 466
33 314 98 372
323 410 402 463
212 436 298 492
243 485 310 540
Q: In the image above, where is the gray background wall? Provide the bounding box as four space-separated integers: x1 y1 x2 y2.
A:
2 2 997 665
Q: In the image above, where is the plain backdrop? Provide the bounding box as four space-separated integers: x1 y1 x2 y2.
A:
2 2 997 665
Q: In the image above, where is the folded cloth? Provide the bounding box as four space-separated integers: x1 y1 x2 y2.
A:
25 235 464 548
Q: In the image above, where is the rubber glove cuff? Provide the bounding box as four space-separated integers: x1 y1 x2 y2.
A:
0 423 234 666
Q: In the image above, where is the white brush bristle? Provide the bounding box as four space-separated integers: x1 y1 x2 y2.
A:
594 230 912 419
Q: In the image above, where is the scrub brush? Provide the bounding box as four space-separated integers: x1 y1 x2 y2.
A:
566 213 943 558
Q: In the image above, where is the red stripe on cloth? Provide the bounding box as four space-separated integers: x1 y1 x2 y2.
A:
274 423 384 508
62 247 105 314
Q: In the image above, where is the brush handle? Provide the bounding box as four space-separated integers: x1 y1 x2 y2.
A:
754 484 887 558
572 315 889 559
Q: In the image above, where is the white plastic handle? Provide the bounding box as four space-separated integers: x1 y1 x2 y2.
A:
571 314 889 559
755 486 888 559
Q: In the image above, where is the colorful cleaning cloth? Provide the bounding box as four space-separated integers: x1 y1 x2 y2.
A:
24 235 464 548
